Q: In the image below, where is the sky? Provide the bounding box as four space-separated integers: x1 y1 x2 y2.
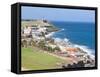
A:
21 6 95 22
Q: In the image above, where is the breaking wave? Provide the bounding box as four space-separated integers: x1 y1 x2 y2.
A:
74 44 95 59
53 37 95 59
46 30 95 59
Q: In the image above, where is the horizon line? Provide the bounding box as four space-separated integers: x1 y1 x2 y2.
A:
21 19 95 23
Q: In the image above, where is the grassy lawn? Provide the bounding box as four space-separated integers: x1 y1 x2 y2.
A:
21 47 66 70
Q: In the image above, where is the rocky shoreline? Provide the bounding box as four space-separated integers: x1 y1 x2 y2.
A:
21 19 95 68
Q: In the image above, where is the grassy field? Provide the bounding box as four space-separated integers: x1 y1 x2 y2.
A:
21 47 66 70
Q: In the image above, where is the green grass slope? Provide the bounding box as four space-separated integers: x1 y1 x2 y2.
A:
21 47 65 70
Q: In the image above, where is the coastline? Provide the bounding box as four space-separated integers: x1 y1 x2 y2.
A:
21 20 95 68
47 30 95 56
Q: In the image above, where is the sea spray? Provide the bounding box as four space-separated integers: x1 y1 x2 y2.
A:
45 32 55 38
53 37 95 59
74 44 95 59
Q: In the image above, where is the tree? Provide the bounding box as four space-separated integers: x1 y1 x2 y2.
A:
47 46 53 52
38 40 45 49
53 46 60 52
21 39 27 47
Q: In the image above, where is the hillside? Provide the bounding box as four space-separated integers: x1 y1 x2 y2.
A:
21 19 59 32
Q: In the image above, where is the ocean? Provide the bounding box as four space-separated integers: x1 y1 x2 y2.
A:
51 21 95 54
